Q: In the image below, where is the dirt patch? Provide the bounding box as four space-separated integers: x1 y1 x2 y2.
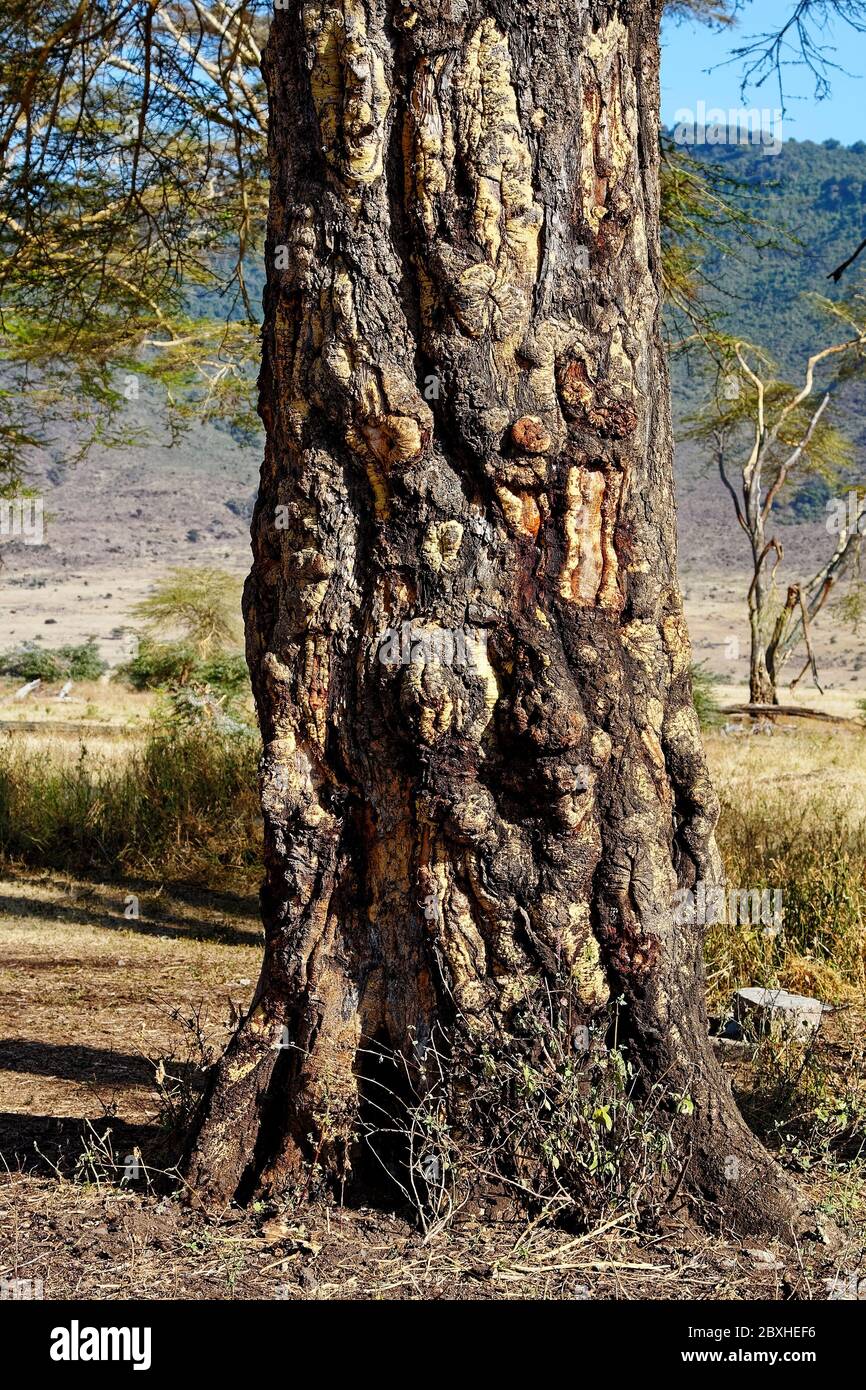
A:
2 1174 858 1301
0 871 863 1300
0 872 260 1170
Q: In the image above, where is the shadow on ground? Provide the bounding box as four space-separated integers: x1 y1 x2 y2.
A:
0 1111 173 1178
0 882 262 947
0 1038 200 1088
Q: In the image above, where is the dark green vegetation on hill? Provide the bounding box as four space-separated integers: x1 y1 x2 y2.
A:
670 137 866 380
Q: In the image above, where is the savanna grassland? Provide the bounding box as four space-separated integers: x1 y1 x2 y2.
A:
0 685 863 1300
3 0 866 1314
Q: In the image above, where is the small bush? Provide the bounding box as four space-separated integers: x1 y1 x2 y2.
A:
356 997 680 1234
0 638 107 682
114 638 199 690
156 684 253 735
691 661 723 730
0 646 65 682
115 640 250 699
199 652 249 695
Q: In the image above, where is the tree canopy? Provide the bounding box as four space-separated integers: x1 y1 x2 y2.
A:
0 1 270 488
2 0 866 494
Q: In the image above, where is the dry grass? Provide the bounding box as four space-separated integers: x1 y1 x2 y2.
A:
0 724 863 1299
706 727 866 829
0 724 262 891
0 678 154 727
704 727 866 1009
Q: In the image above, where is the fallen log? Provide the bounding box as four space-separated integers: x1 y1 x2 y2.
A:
722 703 863 729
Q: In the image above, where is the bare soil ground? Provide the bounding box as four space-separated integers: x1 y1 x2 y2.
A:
0 868 862 1301
1 1173 857 1302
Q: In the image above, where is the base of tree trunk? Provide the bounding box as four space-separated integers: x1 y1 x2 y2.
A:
749 680 780 708
184 974 831 1246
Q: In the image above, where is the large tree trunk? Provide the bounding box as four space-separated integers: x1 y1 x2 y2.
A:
186 0 816 1239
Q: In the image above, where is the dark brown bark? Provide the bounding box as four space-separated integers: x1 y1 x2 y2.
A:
186 0 820 1240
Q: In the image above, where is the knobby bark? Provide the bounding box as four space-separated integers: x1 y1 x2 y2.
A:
186 0 818 1239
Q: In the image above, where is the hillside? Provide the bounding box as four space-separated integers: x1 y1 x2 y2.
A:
2 140 865 696
671 136 866 378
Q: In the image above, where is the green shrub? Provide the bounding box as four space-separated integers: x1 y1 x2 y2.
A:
114 639 199 690
0 638 106 682
691 660 723 730
115 641 250 698
199 652 249 696
0 646 65 681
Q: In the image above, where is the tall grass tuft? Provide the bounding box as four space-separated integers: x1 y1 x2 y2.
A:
707 789 866 1007
0 727 262 889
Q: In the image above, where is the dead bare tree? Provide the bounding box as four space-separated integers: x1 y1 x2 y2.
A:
699 324 866 703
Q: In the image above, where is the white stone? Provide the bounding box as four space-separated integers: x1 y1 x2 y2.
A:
734 987 829 1040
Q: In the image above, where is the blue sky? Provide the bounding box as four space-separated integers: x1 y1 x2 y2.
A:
662 0 866 144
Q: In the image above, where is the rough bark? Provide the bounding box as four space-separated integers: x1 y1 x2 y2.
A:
748 544 779 706
186 0 818 1239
